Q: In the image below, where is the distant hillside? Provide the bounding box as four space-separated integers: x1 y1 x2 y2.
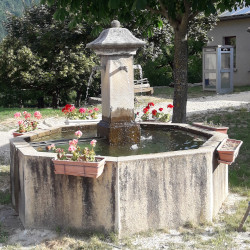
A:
0 0 40 41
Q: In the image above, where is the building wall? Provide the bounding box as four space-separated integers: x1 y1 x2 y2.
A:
208 17 250 86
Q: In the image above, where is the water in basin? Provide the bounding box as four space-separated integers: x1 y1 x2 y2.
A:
31 127 207 157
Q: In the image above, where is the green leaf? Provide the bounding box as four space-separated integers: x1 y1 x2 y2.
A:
158 18 163 29
108 0 120 9
136 0 147 10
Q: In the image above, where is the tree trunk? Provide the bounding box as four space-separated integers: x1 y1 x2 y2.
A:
172 22 189 123
52 91 60 109
37 96 45 108
75 90 82 107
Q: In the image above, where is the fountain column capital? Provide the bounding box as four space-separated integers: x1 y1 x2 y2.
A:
86 20 146 55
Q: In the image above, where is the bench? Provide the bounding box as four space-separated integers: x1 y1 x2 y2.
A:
134 78 154 95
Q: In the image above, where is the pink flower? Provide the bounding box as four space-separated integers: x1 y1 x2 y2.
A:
88 110 93 114
90 139 97 147
75 130 82 138
69 106 76 112
34 111 42 119
23 111 27 115
56 148 63 153
25 113 31 119
79 108 87 114
93 107 99 112
69 139 78 146
18 120 24 125
68 145 77 152
14 112 21 118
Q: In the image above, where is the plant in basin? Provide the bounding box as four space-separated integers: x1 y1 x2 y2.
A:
62 104 99 120
139 102 174 122
13 111 42 136
48 130 105 178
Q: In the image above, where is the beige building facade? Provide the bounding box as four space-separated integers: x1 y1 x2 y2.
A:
208 15 250 86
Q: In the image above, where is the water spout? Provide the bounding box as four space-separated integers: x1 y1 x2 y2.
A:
85 65 105 104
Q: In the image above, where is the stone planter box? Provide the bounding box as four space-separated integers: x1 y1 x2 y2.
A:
65 116 101 125
192 122 229 134
53 157 105 178
217 138 243 165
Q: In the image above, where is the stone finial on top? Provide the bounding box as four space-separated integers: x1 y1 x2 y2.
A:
111 20 120 28
86 20 146 55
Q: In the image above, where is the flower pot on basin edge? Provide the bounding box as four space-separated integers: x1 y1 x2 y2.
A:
192 122 229 134
52 156 106 178
217 138 243 165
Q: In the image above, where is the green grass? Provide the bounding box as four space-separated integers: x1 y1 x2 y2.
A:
0 223 8 244
153 85 250 99
0 107 64 121
0 166 11 205
205 108 250 196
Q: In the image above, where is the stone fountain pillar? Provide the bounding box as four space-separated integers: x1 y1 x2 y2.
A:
87 20 146 145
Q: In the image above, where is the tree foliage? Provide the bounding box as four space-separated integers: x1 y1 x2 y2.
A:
41 0 249 122
0 0 40 41
0 4 97 108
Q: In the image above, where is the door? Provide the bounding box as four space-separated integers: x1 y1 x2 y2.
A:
203 47 217 91
217 47 234 94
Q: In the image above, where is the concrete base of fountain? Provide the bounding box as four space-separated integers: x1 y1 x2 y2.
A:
10 123 228 237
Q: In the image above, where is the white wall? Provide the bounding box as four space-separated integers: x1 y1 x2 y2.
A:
208 17 250 86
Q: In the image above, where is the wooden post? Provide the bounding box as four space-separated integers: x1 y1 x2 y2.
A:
237 201 250 232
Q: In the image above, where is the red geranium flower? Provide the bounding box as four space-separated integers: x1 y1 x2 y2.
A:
159 108 163 112
167 104 174 108
152 109 157 116
62 104 72 113
65 104 72 110
148 102 155 107
143 108 149 114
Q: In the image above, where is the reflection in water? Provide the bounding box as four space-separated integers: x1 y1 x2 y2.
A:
32 127 207 157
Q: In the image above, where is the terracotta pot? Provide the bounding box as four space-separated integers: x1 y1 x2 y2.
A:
13 132 24 137
52 157 106 178
192 122 229 134
217 138 243 165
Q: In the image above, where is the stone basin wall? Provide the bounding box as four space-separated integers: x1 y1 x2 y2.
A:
10 123 228 237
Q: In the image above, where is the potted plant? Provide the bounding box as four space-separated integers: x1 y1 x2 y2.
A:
13 111 42 137
217 138 243 165
48 130 106 178
62 104 101 125
138 102 174 122
192 120 229 134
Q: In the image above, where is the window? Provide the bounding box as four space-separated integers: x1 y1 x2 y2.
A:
223 36 236 67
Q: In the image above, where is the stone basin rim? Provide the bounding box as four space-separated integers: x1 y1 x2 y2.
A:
10 122 228 162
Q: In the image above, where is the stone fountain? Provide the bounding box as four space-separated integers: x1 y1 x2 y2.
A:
10 21 229 237
87 20 145 145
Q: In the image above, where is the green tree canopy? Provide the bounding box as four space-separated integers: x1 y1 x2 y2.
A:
0 0 40 41
0 4 97 108
41 0 250 122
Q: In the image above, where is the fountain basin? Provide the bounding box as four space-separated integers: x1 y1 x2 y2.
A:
10 122 228 237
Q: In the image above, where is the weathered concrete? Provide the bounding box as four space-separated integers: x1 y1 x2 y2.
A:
10 123 228 237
